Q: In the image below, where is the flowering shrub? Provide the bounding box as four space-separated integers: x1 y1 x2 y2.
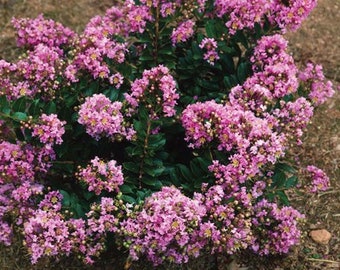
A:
0 0 337 267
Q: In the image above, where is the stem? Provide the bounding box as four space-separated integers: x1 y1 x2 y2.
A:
51 161 75 164
307 258 339 264
138 119 151 188
152 5 160 65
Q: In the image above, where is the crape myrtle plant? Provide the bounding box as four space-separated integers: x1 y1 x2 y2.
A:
0 0 336 267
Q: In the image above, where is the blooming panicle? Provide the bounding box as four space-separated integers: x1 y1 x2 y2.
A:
229 84 272 114
214 0 270 35
77 156 124 195
0 141 35 184
11 14 75 49
0 44 64 100
251 34 291 68
126 2 153 33
181 100 228 149
269 0 317 32
299 63 335 105
248 35 298 99
272 97 314 144
32 114 66 145
199 38 220 65
252 199 304 255
183 101 286 184
0 181 43 246
171 20 195 46
125 65 179 118
23 194 123 265
306 165 330 193
198 184 254 254
64 5 130 82
38 191 63 212
120 186 209 265
214 0 317 34
24 209 72 264
78 93 135 141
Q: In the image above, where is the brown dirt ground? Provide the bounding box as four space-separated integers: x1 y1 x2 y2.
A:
0 0 339 269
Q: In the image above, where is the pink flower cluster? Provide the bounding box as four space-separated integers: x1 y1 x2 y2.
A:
171 20 195 46
182 102 286 185
24 194 122 264
84 1 153 38
214 0 270 35
120 186 209 265
65 27 127 81
299 63 335 106
196 185 254 254
0 44 63 100
270 0 317 32
125 65 179 118
126 1 153 34
252 199 304 255
214 0 317 34
0 141 36 184
181 100 229 149
0 179 43 246
11 14 75 49
77 156 124 195
0 137 59 245
248 34 298 99
199 38 220 65
305 165 330 193
272 97 314 145
32 114 66 145
78 94 135 141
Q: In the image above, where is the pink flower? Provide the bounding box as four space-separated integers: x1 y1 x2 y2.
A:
299 63 335 106
11 14 75 49
32 114 66 145
306 165 330 193
125 65 179 118
120 186 208 265
78 94 135 141
77 156 124 195
252 199 304 255
171 20 195 46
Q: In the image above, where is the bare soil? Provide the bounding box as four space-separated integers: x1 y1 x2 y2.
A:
0 0 339 269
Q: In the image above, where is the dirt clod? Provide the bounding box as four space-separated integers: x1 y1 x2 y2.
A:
309 229 332 245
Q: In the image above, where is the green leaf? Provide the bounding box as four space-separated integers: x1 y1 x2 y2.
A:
276 162 296 174
237 62 251 83
0 96 10 112
12 112 27 121
12 97 27 112
122 195 136 204
120 184 135 194
123 162 140 174
73 202 86 218
148 134 166 149
141 177 162 188
271 170 286 188
285 176 298 188
45 101 57 114
60 190 71 207
276 190 289 205
205 20 216 37
176 164 192 181
233 31 249 49
144 165 165 177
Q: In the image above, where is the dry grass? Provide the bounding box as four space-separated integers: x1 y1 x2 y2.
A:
0 0 339 269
